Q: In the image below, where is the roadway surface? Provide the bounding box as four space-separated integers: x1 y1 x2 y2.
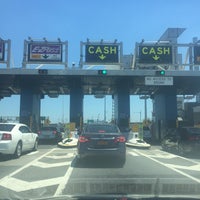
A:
0 143 200 199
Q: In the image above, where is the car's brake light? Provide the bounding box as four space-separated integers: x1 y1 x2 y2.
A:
114 136 126 143
53 130 57 135
2 133 12 140
189 136 199 141
78 136 89 143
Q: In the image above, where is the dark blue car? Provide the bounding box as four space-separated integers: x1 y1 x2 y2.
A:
77 123 126 165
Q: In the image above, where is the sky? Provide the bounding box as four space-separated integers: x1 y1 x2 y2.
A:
0 0 199 123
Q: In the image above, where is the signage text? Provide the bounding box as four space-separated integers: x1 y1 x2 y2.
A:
139 45 172 64
85 44 119 63
28 43 62 62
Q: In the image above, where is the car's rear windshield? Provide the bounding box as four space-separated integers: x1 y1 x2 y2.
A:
0 124 15 132
85 124 119 133
41 127 57 131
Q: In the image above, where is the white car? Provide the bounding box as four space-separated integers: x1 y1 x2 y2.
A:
0 123 39 158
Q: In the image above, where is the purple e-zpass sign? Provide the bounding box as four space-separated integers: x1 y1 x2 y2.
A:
0 41 5 61
28 43 62 62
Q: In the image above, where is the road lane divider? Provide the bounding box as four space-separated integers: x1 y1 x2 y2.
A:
127 151 139 157
54 165 74 196
0 148 56 180
134 149 200 184
0 148 76 194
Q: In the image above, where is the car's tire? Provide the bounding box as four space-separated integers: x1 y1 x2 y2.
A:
119 156 126 166
76 154 85 166
33 139 38 151
14 142 22 158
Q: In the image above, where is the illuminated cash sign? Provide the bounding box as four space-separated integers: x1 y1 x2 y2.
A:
139 45 172 64
85 44 119 63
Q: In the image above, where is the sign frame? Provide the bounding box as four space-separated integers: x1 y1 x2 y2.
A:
85 44 119 63
138 44 173 65
194 46 200 65
0 41 5 61
80 41 123 67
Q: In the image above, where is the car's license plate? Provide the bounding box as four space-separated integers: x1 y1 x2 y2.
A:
97 140 108 145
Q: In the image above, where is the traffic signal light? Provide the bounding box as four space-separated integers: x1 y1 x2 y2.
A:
38 69 48 75
98 70 107 75
155 70 165 76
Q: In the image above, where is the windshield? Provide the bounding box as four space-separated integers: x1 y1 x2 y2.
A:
1 0 200 200
0 124 15 132
40 127 57 131
85 124 119 133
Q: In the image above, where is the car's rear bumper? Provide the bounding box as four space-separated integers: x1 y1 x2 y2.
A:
78 146 126 159
0 142 15 155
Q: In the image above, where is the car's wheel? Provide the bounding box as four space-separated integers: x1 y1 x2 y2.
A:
119 156 126 166
14 142 22 158
76 154 85 166
33 139 38 151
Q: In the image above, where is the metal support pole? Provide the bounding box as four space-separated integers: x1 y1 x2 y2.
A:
189 45 193 71
79 41 83 68
65 41 68 69
7 39 11 68
104 96 106 122
120 42 123 69
22 40 27 68
144 97 147 121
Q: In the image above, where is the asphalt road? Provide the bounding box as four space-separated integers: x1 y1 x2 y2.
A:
0 144 200 199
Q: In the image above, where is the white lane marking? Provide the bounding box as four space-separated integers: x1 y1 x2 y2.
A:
149 153 178 159
164 163 200 171
54 164 74 196
0 176 63 192
0 148 76 193
32 160 71 168
0 149 55 180
134 149 200 183
27 151 39 155
45 153 74 159
0 148 56 182
128 151 139 157
153 149 200 165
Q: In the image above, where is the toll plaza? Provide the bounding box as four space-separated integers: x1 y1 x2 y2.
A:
1 28 200 141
